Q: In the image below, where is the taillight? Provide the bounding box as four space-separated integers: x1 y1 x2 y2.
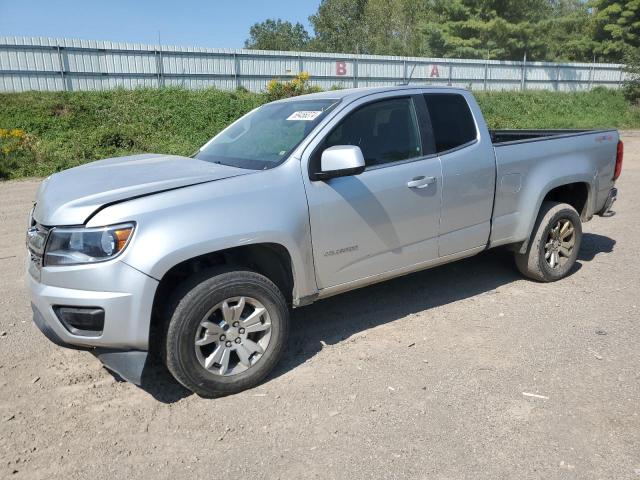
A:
613 140 623 180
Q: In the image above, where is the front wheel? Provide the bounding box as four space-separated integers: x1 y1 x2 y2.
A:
515 201 582 282
164 269 289 397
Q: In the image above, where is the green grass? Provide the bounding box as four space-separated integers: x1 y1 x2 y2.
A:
0 87 638 179
0 88 264 179
475 87 640 129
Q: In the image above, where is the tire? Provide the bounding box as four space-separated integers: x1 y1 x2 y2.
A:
164 268 289 397
515 201 582 282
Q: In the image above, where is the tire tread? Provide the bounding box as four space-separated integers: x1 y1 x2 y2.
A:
163 268 289 397
515 201 582 282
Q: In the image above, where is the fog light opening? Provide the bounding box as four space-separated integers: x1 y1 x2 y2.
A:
53 306 105 337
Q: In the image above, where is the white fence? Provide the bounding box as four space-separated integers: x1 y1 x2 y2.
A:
0 36 628 93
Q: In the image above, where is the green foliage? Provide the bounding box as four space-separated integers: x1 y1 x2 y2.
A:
246 0 638 64
540 1 599 61
0 88 637 179
590 0 640 62
0 128 37 179
244 19 311 51
0 88 265 179
361 0 429 56
475 88 640 128
423 0 555 60
265 72 322 101
623 49 640 104
308 0 368 53
308 0 429 55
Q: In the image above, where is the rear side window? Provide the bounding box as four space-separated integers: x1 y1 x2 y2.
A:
423 94 477 153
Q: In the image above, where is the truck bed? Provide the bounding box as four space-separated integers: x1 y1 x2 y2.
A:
488 127 619 249
490 129 600 145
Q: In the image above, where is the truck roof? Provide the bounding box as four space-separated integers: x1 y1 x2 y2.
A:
273 85 469 103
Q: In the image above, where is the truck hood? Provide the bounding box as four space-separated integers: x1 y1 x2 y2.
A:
33 153 250 226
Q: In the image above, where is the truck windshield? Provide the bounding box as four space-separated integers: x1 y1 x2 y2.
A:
195 98 340 170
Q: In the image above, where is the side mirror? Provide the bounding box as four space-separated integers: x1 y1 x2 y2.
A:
313 145 366 181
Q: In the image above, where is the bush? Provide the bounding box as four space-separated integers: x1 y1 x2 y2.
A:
266 72 322 101
475 88 640 129
0 88 266 179
0 87 638 180
0 128 37 179
623 51 640 106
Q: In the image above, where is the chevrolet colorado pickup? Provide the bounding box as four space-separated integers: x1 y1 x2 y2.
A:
27 86 623 397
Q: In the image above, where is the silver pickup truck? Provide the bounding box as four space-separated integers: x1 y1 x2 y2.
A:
26 86 623 396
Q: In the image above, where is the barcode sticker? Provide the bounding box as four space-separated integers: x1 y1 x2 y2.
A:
286 111 322 121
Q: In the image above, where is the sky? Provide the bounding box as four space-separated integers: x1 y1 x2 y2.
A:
0 0 321 48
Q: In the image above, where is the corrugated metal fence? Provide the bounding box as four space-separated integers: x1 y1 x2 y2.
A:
0 36 628 93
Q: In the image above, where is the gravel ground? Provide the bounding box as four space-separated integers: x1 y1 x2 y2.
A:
1 134 638 480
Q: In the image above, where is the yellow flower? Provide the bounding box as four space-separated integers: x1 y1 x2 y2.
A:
267 79 279 92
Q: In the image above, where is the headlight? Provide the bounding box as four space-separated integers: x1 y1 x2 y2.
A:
28 204 36 229
44 223 135 266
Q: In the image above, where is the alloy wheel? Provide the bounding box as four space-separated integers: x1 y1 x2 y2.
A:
194 296 272 376
544 218 576 269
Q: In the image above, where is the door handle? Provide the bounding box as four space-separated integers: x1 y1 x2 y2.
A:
407 176 436 189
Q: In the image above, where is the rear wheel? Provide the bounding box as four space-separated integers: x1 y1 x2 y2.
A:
164 269 289 397
515 201 582 282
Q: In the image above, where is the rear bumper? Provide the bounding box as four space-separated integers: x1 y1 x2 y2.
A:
598 187 618 216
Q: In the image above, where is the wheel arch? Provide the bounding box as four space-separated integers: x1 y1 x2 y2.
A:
518 179 592 254
148 243 296 354
541 182 591 219
153 242 294 307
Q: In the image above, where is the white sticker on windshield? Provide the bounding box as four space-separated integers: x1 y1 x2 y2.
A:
286 111 323 121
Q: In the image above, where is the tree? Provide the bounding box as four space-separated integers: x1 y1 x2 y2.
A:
623 48 640 104
540 0 597 61
361 0 429 56
590 0 640 62
245 0 639 64
308 0 429 55
244 19 311 51
422 0 556 60
308 0 368 53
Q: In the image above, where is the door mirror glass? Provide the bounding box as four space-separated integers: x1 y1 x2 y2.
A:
315 145 365 180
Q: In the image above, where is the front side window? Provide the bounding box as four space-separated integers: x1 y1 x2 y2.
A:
196 99 339 170
423 93 477 153
317 97 422 168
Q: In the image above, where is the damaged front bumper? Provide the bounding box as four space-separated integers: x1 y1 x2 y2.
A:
28 258 158 384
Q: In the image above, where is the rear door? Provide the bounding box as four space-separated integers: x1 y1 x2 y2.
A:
423 92 496 257
302 93 443 289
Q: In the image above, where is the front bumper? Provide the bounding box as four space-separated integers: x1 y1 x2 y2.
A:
28 258 159 383
28 259 157 350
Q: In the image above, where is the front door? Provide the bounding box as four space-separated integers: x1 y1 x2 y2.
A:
302 95 443 289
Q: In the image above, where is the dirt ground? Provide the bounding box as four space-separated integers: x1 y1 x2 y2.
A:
1 134 639 480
